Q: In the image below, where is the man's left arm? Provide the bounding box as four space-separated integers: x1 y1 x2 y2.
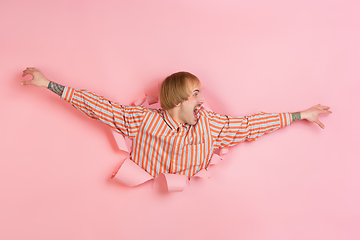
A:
207 104 331 149
291 104 332 129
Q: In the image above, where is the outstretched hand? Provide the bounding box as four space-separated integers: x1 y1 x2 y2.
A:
21 67 50 88
300 104 332 129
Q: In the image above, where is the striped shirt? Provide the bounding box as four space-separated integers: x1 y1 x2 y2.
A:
61 87 292 179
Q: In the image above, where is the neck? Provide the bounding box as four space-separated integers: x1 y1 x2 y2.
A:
167 107 184 124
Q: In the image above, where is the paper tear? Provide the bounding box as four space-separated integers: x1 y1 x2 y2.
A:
112 132 129 153
220 148 229 159
193 169 210 179
209 153 222 165
110 91 231 191
161 173 188 192
132 97 146 106
146 95 158 105
112 158 153 187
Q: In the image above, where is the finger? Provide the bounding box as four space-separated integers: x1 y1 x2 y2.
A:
24 67 36 72
22 69 30 77
320 108 332 114
315 120 325 129
320 105 330 110
22 68 32 77
22 68 29 77
316 105 332 114
21 80 32 86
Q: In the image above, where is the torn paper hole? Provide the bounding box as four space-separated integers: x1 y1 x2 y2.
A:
111 91 230 192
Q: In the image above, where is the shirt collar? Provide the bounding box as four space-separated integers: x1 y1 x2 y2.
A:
164 110 181 131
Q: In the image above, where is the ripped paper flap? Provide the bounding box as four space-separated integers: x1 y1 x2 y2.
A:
161 173 188 192
112 158 153 187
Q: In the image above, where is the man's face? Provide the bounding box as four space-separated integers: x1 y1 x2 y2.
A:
178 81 204 125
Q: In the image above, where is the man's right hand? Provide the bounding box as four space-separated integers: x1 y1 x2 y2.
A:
21 67 50 88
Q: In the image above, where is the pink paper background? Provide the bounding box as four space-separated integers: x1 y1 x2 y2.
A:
1 0 359 239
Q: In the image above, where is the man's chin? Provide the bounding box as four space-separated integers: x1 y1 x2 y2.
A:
189 119 198 125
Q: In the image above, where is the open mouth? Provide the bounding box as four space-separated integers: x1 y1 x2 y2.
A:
193 106 201 119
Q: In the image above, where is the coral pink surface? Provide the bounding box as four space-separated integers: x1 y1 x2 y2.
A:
1 0 359 239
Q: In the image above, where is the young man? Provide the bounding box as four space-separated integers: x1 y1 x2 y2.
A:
21 67 331 179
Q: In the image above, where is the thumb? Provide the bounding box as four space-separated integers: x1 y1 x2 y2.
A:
21 80 32 86
315 119 325 129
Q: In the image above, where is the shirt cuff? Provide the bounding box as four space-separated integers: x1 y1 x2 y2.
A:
61 86 75 103
279 112 292 128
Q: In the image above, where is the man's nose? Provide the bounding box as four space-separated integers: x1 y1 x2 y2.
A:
198 94 205 104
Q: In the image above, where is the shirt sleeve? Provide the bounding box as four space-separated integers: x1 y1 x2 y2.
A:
61 86 146 138
205 110 292 149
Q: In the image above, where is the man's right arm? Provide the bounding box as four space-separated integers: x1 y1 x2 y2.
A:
21 67 66 97
47 81 65 96
21 67 146 138
21 67 50 87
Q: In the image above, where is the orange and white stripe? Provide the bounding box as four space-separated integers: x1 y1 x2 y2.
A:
62 87 291 178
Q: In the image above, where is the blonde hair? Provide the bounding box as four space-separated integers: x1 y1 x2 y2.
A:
160 72 201 110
